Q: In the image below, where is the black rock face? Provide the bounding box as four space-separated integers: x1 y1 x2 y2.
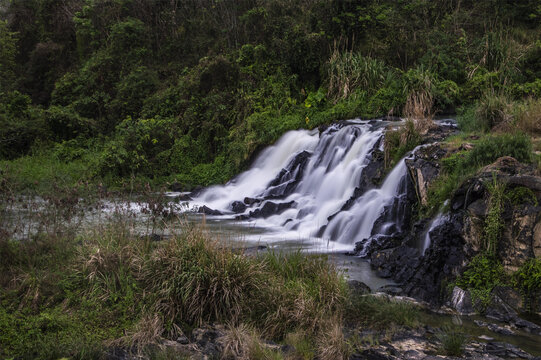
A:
198 205 223 216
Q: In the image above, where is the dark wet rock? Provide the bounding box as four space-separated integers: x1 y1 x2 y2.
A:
486 294 523 324
474 320 515 336
190 185 204 197
370 245 419 279
191 325 225 358
172 193 192 202
246 200 296 219
243 197 261 205
169 182 185 192
512 317 541 335
230 200 246 213
449 286 475 315
484 342 534 359
381 115 402 122
357 144 385 191
348 279 372 295
239 245 267 256
491 286 523 313
198 205 222 216
403 212 468 304
376 285 403 296
355 234 403 257
422 122 458 143
264 150 311 198
405 144 447 206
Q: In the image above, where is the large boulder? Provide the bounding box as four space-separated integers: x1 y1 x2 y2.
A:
405 144 447 206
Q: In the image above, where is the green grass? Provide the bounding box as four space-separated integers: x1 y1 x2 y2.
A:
346 295 421 330
423 132 533 216
0 152 91 193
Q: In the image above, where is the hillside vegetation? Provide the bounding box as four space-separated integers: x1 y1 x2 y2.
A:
0 0 540 190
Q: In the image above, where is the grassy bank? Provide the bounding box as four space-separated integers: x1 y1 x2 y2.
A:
0 197 422 359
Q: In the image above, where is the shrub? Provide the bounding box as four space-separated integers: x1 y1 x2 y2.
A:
454 254 505 309
0 91 47 159
45 106 96 141
456 105 482 132
513 258 541 312
466 132 532 167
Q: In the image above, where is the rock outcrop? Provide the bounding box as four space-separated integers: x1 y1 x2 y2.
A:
372 155 541 312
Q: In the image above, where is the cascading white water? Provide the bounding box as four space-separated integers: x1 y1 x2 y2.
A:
421 212 449 255
195 129 319 210
321 159 408 248
189 121 410 249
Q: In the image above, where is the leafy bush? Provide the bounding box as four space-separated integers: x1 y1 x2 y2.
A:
466 132 532 167
45 105 96 141
513 258 541 312
454 254 505 309
96 117 179 177
0 91 47 159
456 105 481 132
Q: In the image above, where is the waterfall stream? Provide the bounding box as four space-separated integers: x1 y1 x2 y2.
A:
186 120 415 252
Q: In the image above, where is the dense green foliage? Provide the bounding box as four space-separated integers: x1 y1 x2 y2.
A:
454 254 506 310
0 0 540 188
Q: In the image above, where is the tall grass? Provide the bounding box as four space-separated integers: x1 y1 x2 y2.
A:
514 98 541 135
326 48 390 102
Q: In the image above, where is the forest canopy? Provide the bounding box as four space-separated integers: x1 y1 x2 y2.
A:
0 0 540 188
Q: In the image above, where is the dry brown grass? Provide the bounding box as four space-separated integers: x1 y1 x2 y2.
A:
514 98 541 135
403 90 435 135
316 317 351 360
221 323 255 360
143 226 265 326
221 323 282 360
124 313 164 350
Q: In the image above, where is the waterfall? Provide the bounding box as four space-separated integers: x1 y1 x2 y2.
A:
421 212 449 255
189 120 413 248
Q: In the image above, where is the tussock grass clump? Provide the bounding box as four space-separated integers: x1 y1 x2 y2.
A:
476 93 513 131
256 251 348 338
221 323 283 360
514 98 541 135
326 48 389 102
403 90 435 135
316 317 351 360
143 226 264 326
384 120 422 168
436 325 468 357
